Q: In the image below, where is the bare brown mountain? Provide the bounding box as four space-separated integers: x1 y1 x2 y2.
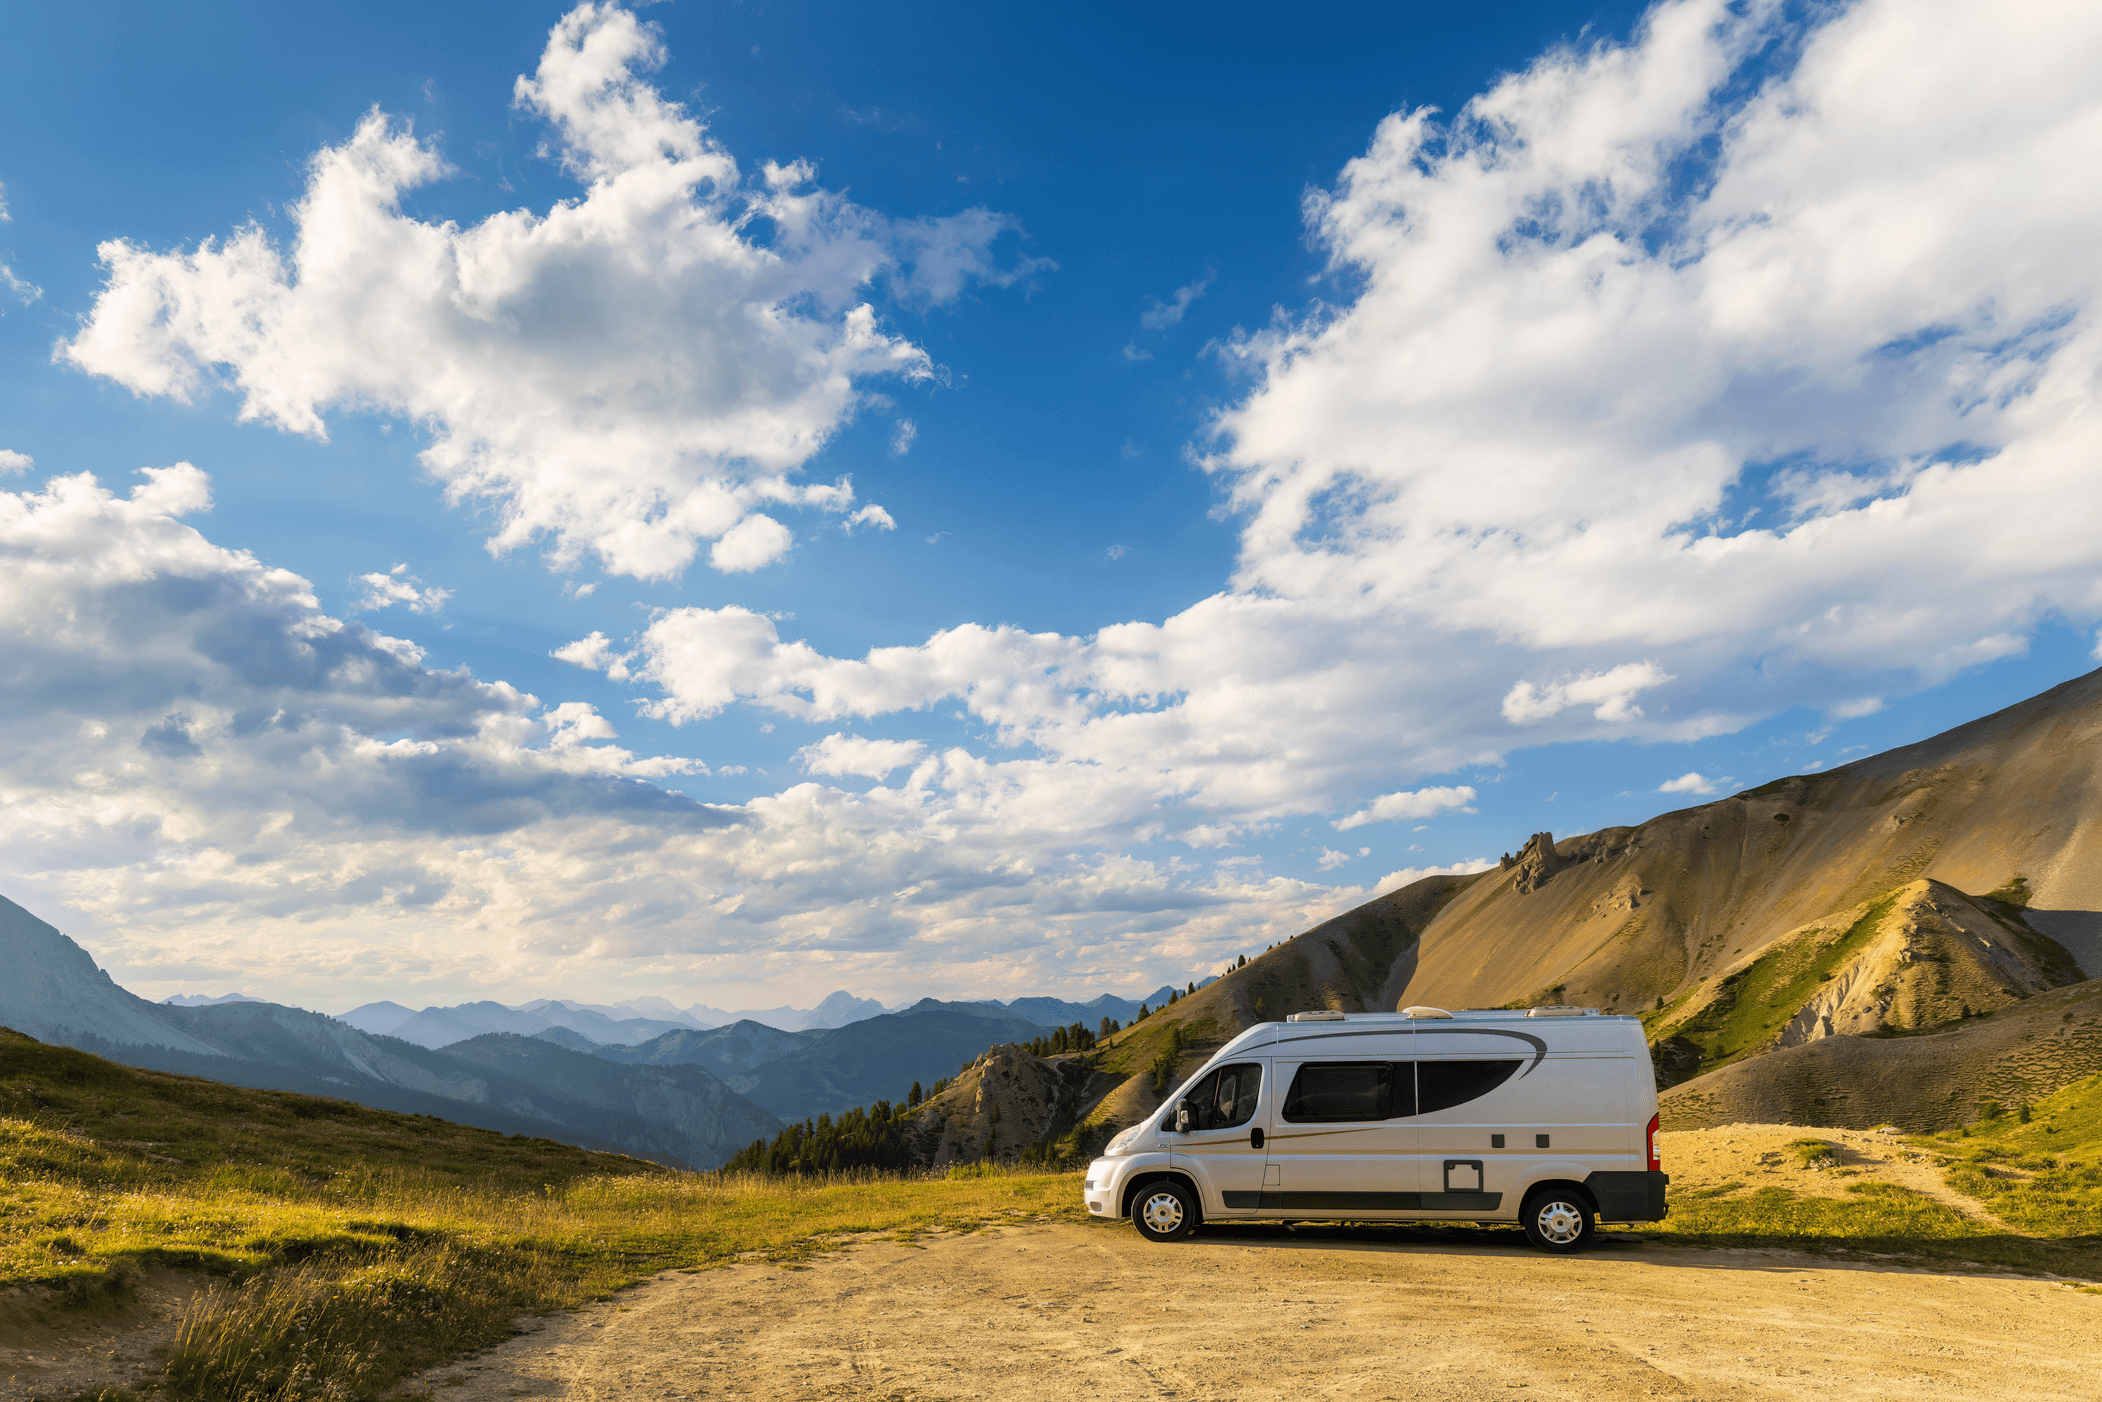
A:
1061 665 2102 1143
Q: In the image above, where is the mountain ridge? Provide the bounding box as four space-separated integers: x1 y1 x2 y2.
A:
1045 665 2102 1146
0 909 784 1168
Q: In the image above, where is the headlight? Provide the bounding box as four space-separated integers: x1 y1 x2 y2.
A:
1102 1125 1142 1157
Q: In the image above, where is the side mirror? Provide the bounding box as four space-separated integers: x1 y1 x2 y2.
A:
1174 1100 1191 1133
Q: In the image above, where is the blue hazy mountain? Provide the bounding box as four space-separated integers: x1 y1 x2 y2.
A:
600 1001 1050 1123
0 896 781 1169
335 1000 418 1035
588 1020 813 1082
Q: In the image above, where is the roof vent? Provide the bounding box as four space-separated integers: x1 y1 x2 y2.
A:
1524 1005 1600 1018
1286 1010 1347 1022
1401 1006 1455 1020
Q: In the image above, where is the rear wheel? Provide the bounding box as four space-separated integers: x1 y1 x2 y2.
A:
1520 1188 1595 1253
1131 1179 1199 1242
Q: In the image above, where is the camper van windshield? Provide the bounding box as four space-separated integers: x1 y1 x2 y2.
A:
1180 1063 1262 1130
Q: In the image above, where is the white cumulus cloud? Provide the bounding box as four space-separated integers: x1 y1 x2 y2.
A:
1204 0 2102 733
1334 786 1478 832
59 3 1043 581
1501 664 1675 725
796 733 928 779
353 564 450 615
0 450 30 475
1657 772 1717 795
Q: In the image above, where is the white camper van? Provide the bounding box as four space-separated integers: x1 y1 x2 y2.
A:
1083 1007 1667 1252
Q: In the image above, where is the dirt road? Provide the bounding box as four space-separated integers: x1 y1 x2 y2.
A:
409 1220 2102 1401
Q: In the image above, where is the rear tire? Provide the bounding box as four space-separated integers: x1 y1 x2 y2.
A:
1131 1179 1199 1242
1520 1188 1595 1253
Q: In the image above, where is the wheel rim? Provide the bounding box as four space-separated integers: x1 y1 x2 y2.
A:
1140 1190 1185 1234
1533 1199 1585 1245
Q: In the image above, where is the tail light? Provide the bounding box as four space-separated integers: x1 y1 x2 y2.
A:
1646 1112 1661 1172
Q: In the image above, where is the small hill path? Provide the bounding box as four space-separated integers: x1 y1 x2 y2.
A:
1662 1124 2010 1226
410 1219 2100 1401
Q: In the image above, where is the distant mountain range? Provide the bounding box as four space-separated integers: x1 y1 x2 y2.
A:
585 1003 1052 1124
2 895 779 1169
187 986 1186 1050
1 888 1199 1156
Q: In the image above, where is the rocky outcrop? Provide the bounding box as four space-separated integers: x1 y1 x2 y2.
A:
1499 831 1562 894
911 1043 1120 1166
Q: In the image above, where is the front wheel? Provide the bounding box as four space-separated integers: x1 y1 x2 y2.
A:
1131 1179 1199 1242
1520 1188 1595 1253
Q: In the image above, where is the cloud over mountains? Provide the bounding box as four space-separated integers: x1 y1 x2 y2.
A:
15 0 2102 1006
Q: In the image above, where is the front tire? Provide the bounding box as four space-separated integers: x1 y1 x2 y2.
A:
1131 1179 1199 1242
1520 1188 1595 1253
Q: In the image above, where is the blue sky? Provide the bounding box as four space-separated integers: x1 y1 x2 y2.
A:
3 0 2099 1013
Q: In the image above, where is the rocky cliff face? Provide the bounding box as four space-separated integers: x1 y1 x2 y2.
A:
909 1043 1118 1166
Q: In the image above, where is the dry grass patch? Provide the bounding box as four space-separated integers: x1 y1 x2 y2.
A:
2 1029 1083 1400
1649 1117 2102 1280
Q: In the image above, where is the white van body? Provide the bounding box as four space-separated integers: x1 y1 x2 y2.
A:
1083 1009 1667 1250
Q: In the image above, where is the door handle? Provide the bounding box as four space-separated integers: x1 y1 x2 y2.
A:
1251 1128 1265 1149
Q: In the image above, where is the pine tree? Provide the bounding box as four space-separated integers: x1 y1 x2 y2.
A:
909 1081 924 1107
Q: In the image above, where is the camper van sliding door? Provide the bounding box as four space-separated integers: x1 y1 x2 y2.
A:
1413 1032 1629 1212
1262 1058 1419 1212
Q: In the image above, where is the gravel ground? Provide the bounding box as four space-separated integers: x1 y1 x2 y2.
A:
403 1218 2102 1402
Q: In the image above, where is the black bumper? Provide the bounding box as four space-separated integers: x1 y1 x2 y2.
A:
1585 1170 1669 1222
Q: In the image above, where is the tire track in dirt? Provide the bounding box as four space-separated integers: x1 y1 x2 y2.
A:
408 1221 2102 1401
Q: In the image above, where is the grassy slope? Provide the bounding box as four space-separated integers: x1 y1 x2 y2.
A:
0 1029 1082 1400
1930 1071 2102 1241
1647 1074 2102 1283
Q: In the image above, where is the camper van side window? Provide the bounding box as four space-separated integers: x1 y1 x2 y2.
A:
1180 1062 1262 1131
1281 1062 1391 1122
1414 1059 1521 1115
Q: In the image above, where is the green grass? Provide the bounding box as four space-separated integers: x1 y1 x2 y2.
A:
1 1030 1084 1401
1928 1071 2102 1240
1787 1137 1836 1168
1985 874 2033 908
1651 1178 2099 1277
